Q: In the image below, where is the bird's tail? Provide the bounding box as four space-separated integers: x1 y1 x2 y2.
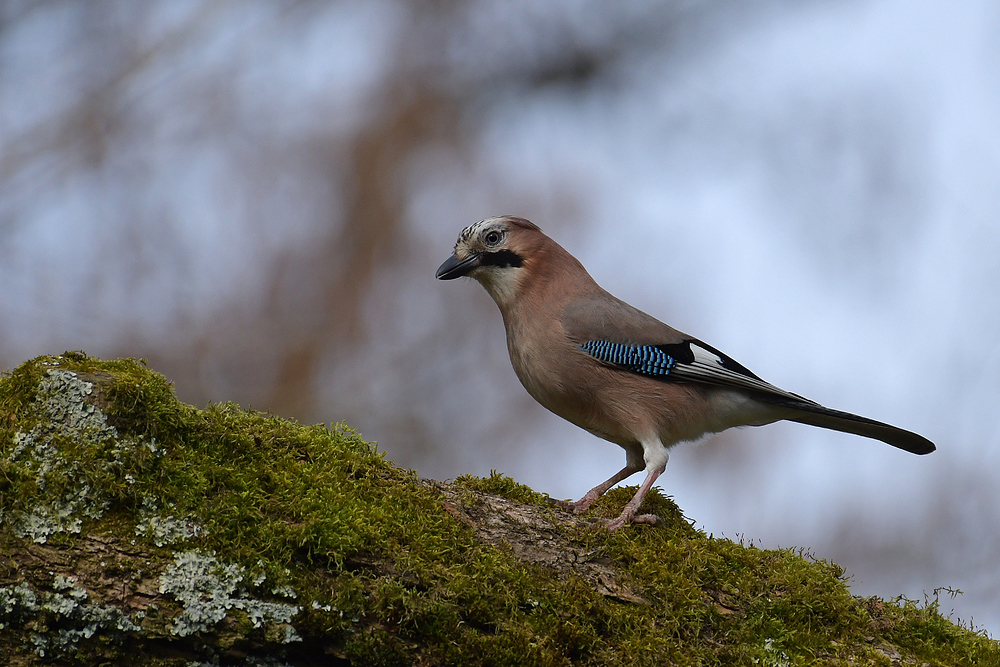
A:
777 400 935 455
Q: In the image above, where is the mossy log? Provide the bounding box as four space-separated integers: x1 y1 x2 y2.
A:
0 353 995 666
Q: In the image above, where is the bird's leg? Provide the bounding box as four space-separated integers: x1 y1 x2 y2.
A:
599 441 669 531
555 463 642 513
600 464 665 531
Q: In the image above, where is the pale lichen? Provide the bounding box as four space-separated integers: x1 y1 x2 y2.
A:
135 513 206 546
4 370 115 542
159 550 300 639
0 576 142 657
271 584 297 599
0 582 38 629
3 368 171 544
134 495 206 546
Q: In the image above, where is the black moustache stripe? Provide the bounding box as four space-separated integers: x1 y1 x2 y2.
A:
479 249 523 268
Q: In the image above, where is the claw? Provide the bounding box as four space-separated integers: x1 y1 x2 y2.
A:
547 497 575 511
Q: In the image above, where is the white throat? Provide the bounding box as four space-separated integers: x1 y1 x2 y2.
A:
475 266 523 308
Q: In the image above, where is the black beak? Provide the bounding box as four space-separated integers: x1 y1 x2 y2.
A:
436 253 481 280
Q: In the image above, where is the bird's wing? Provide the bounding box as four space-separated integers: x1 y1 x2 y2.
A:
561 292 810 404
561 292 936 455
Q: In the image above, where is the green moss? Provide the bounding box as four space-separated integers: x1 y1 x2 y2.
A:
455 470 549 505
0 352 997 665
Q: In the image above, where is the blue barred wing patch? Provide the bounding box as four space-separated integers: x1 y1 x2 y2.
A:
580 341 676 378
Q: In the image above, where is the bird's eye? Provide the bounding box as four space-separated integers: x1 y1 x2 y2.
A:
484 230 503 246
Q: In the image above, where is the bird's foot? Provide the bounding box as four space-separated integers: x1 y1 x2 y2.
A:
594 512 665 532
547 494 599 514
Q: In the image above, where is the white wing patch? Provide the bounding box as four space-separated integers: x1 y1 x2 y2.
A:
671 342 815 405
690 342 725 367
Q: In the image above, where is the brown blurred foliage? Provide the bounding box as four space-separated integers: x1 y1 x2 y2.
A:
0 0 723 468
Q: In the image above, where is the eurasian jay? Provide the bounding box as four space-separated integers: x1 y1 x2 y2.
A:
436 215 935 530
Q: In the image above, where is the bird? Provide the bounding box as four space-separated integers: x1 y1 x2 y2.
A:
436 215 935 531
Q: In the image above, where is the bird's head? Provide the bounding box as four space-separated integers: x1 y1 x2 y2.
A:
436 216 542 306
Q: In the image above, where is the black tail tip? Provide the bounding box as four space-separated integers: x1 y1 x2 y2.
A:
905 435 936 455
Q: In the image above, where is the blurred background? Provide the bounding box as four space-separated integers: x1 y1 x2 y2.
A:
2 0 998 635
